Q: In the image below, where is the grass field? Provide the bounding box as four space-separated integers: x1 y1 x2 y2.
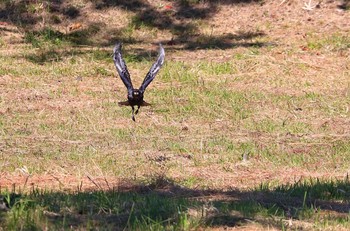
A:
0 0 350 230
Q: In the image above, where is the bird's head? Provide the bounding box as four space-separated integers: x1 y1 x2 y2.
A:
132 89 142 100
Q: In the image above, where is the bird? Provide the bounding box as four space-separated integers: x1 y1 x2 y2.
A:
113 42 165 121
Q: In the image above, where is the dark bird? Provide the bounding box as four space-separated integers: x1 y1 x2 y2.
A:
113 42 165 121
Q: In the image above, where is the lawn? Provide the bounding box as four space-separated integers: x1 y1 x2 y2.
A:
0 0 349 230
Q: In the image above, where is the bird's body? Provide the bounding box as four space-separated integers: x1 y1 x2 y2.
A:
118 89 150 118
118 89 145 107
113 43 165 121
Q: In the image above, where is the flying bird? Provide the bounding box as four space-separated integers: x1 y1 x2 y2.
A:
113 42 165 121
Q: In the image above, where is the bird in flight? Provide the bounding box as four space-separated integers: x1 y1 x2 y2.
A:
113 42 165 121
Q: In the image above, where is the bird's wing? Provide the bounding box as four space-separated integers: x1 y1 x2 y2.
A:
139 44 165 94
113 42 133 96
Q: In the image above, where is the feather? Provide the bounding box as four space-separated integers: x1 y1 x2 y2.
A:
113 43 133 97
139 44 165 93
113 42 165 121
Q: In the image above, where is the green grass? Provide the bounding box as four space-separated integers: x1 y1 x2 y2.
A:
1 177 350 230
306 33 350 51
0 43 349 175
1 1 350 229
1 188 201 230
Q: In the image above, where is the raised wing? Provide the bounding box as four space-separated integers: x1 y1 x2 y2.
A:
113 43 133 96
139 44 165 93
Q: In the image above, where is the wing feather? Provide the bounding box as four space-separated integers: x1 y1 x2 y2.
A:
139 44 165 93
113 43 133 96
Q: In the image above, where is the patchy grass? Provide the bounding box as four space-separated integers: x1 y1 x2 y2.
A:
0 0 350 230
305 33 350 52
1 177 350 230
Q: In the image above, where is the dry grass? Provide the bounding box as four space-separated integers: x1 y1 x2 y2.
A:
0 0 350 230
0 0 349 190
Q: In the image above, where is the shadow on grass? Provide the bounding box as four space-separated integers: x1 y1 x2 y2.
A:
22 44 158 65
0 0 268 51
1 176 350 230
176 31 267 50
22 29 268 64
1 0 271 65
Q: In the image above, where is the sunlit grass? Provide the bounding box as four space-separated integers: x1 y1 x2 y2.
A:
1 2 350 228
306 33 350 51
0 42 349 177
